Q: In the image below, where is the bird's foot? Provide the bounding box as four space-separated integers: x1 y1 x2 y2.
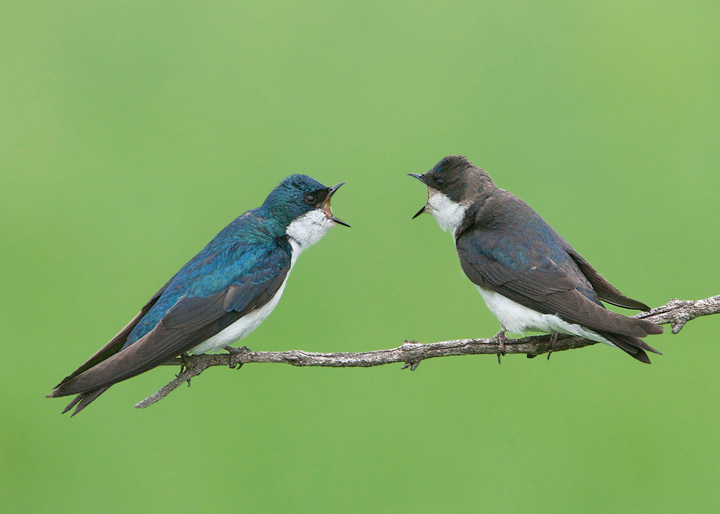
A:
177 352 192 376
401 340 422 370
225 345 251 369
225 345 252 354
401 360 422 371
547 333 558 360
491 330 507 364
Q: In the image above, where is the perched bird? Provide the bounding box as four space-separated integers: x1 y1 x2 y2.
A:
409 155 662 363
49 175 349 415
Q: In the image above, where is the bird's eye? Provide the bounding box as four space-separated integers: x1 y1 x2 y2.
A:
436 178 446 188
304 194 316 204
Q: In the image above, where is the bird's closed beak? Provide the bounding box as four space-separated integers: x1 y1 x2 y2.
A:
408 173 428 219
324 183 350 227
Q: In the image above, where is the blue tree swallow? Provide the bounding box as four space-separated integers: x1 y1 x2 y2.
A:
49 175 349 415
410 155 662 363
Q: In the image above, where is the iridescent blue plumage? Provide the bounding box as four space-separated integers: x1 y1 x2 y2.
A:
124 174 327 346
49 173 346 415
125 222 291 347
474 199 603 306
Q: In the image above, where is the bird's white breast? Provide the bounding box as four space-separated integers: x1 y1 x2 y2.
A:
190 208 332 354
190 276 291 354
427 191 467 237
476 285 611 344
424 190 617 349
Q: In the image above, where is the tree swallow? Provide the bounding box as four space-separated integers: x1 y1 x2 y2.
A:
49 174 349 415
410 155 663 363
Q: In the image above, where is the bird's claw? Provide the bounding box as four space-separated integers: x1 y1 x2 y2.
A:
225 345 252 369
225 345 252 354
177 352 192 376
401 340 421 370
175 353 194 386
492 330 507 364
547 333 558 360
401 360 421 371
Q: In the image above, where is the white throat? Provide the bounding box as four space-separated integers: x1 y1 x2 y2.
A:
286 209 334 260
427 191 467 236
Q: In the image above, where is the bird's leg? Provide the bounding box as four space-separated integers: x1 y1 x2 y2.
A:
491 330 507 364
225 345 252 369
177 352 192 376
546 333 558 360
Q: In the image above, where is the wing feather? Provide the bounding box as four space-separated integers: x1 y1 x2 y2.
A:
50 241 291 398
50 284 168 390
562 242 652 311
456 228 661 337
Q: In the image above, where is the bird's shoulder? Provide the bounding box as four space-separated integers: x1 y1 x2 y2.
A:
172 211 292 293
458 191 569 273
455 191 600 302
465 190 553 235
124 221 293 347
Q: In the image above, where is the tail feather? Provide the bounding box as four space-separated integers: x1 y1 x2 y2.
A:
564 243 655 312
636 319 664 336
599 331 662 364
59 387 111 416
60 394 83 414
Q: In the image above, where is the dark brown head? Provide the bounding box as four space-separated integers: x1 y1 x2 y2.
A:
409 156 495 231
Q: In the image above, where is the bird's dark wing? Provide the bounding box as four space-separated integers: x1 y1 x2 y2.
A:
455 228 662 338
562 242 651 311
53 283 170 388
49 241 292 410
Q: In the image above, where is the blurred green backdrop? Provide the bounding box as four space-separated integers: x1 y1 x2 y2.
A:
2 1 719 512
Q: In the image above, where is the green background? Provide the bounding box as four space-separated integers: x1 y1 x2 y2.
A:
2 1 719 512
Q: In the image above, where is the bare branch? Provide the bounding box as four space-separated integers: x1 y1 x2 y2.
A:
135 295 720 409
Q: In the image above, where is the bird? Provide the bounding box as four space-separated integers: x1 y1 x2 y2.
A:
409 155 663 363
48 174 349 415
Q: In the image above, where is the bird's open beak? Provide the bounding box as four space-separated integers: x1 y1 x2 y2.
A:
408 173 428 219
324 183 350 227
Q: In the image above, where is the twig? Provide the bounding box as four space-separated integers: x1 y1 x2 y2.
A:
134 295 720 409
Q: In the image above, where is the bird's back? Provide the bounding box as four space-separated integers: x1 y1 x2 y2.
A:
468 190 603 306
124 209 287 347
